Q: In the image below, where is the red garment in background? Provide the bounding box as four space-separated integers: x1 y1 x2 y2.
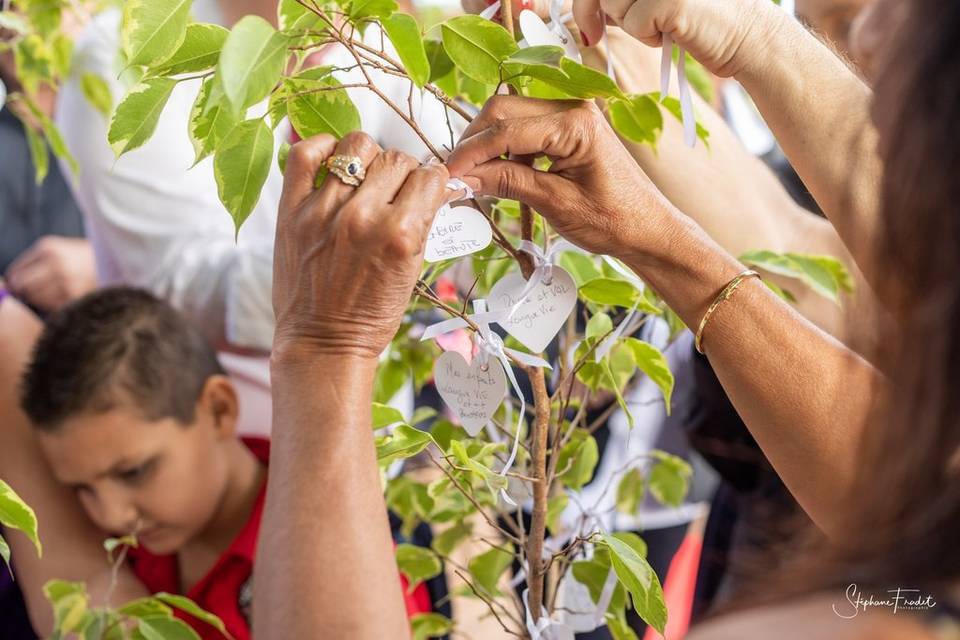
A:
128 437 431 639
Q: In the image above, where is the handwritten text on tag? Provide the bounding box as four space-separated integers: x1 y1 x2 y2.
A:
488 267 577 353
434 350 507 435
424 205 493 263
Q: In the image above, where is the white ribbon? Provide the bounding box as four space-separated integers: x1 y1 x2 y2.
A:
660 32 697 148
422 300 551 504
505 239 580 320
523 588 576 640
567 492 619 628
446 177 474 201
480 0 500 20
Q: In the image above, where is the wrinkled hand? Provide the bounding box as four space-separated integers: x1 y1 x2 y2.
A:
573 0 782 77
6 236 97 312
446 96 676 259
273 132 450 360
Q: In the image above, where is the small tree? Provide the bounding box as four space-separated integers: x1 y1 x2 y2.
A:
1 0 853 636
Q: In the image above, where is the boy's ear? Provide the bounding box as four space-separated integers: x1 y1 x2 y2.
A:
198 375 239 440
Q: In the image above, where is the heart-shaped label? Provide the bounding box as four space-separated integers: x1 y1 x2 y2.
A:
424 205 493 263
519 9 582 62
434 350 507 435
488 266 577 353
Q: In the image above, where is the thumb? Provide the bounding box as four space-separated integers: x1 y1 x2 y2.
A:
572 0 604 46
463 159 567 215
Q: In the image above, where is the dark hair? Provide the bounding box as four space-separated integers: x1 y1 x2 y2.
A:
20 287 226 430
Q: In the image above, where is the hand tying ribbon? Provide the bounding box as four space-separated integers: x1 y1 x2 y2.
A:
422 299 551 503
660 32 697 148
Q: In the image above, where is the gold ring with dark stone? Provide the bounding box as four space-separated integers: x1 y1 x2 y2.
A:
325 154 365 186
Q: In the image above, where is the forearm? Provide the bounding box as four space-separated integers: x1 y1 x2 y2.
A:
737 1 883 281
254 348 409 639
626 211 881 533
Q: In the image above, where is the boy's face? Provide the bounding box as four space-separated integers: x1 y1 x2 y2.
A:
37 400 233 555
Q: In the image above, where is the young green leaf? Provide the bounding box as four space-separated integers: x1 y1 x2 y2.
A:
23 123 49 185
277 140 290 174
108 77 177 157
579 278 661 314
556 429 599 491
13 34 52 95
0 535 9 575
395 544 443 591
647 451 692 507
546 493 569 536
376 424 434 465
623 338 674 413
585 312 613 340
382 13 430 88
0 479 41 557
372 402 407 430
218 16 289 114
189 78 238 165
440 15 518 85
137 615 202 640
285 72 361 140
44 580 88 634
600 534 667 634
411 612 454 640
154 593 231 637
348 0 400 23
615 467 644 515
608 94 663 146
121 0 192 68
507 57 622 99
278 0 324 31
431 520 473 556
117 597 174 618
80 73 114 117
213 118 274 235
424 40 454 83
739 249 852 304
151 23 228 76
467 543 513 596
656 93 710 147
505 45 565 68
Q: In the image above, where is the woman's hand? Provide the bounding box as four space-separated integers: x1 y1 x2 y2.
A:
445 95 677 261
272 132 450 360
573 0 785 77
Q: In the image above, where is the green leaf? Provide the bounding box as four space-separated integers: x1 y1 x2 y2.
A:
80 73 113 117
647 450 692 508
376 424 434 465
410 406 437 426
411 612 453 640
505 45 564 68
278 0 324 31
213 118 274 235
24 123 49 185
117 597 174 618
44 580 88 633
623 338 674 413
218 16 289 114
382 13 430 88
0 535 9 575
600 534 667 634
103 534 138 554
285 71 361 139
50 33 73 80
431 520 473 556
372 402 407 430
467 543 513 596
556 429 598 491
0 479 40 557
348 0 399 23
546 493 568 536
609 94 663 146
440 15 518 85
579 278 661 314
739 249 852 304
137 616 201 640
395 544 442 591
188 77 238 164
154 593 230 636
121 0 192 68
13 35 52 95
151 23 228 76
611 531 647 559
615 468 644 515
424 39 454 83
277 140 290 173
586 312 613 340
507 57 622 99
763 279 797 303
108 77 177 157
606 611 641 640
559 252 602 287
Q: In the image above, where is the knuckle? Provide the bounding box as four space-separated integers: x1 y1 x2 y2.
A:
339 131 379 158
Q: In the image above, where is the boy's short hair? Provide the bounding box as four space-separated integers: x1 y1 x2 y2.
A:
20 287 226 431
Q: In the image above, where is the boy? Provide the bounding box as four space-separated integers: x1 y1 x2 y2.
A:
15 287 432 639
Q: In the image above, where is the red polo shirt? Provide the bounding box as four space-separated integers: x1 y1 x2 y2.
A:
127 437 432 639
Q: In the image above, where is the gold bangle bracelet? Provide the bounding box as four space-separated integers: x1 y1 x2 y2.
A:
694 269 761 355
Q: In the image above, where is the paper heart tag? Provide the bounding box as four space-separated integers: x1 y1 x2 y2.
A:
488 266 577 353
519 9 581 62
434 350 507 436
424 205 493 263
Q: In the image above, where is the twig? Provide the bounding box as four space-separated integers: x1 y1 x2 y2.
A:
453 570 525 637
